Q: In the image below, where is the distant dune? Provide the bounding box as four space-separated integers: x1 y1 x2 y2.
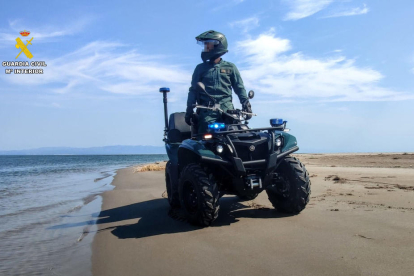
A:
0 145 166 155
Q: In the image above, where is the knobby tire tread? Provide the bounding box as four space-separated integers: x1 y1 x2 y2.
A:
266 156 311 214
179 163 220 226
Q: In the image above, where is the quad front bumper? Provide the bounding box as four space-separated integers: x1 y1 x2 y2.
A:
200 145 299 174
195 126 299 175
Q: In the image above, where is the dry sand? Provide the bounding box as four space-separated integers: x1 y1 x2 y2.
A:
92 153 414 276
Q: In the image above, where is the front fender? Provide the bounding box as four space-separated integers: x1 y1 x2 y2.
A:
178 139 225 170
165 143 180 165
277 132 298 153
180 139 219 158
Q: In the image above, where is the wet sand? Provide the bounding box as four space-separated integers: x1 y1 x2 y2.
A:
92 153 414 276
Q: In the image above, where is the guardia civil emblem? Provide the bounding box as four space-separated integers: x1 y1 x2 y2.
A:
15 30 34 59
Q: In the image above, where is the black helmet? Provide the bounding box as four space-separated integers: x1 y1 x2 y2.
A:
196 30 228 62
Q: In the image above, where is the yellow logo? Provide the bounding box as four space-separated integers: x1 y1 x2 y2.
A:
2 31 46 75
16 36 34 59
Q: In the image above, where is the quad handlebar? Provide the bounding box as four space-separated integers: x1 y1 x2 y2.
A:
192 104 257 122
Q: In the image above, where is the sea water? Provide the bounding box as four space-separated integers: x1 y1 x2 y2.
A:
0 154 167 276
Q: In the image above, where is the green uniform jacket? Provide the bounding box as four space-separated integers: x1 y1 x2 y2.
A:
186 59 248 132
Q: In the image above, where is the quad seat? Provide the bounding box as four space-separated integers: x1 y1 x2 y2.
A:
168 112 191 143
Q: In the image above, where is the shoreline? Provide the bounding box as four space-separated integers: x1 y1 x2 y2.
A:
91 153 414 276
0 154 168 276
82 160 167 274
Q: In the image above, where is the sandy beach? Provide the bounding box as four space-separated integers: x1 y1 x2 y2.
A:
92 153 414 276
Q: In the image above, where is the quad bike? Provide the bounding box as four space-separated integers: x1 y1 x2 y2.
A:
160 83 310 226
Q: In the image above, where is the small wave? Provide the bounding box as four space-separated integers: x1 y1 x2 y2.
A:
0 189 24 199
67 205 83 214
94 173 112 182
82 194 99 205
0 199 80 219
0 217 59 239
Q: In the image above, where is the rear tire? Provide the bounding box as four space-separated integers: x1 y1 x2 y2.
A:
165 161 180 208
179 163 220 226
266 156 311 214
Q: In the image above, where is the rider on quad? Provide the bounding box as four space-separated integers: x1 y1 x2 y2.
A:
160 30 310 227
185 30 253 133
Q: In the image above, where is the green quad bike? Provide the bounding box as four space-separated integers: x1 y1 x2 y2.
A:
160 83 311 226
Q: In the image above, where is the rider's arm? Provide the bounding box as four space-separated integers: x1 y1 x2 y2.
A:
230 64 248 104
186 65 200 116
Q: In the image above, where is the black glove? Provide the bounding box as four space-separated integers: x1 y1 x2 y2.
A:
242 100 252 120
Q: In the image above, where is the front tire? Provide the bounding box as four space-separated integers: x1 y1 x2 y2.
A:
266 156 311 214
179 164 220 226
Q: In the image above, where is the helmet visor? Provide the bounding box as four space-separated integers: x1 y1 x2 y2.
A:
197 39 220 52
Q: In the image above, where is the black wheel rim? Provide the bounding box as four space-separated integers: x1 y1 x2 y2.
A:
183 180 198 215
275 175 290 198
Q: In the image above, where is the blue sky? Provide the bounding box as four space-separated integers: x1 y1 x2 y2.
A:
1 0 413 152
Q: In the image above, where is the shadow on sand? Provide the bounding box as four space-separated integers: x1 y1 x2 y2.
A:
49 196 290 239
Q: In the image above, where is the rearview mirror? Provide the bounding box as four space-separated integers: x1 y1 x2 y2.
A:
248 90 255 99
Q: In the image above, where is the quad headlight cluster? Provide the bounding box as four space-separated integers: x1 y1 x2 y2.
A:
275 138 282 147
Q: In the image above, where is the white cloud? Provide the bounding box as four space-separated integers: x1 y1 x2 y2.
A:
3 29 412 104
235 29 291 62
323 4 369 18
235 31 413 101
0 18 91 45
1 41 191 98
283 0 333 21
229 16 260 33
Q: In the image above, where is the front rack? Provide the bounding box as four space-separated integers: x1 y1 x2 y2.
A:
195 126 285 138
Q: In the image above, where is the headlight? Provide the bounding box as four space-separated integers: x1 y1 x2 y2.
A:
203 134 213 140
275 138 282 147
216 145 224 154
